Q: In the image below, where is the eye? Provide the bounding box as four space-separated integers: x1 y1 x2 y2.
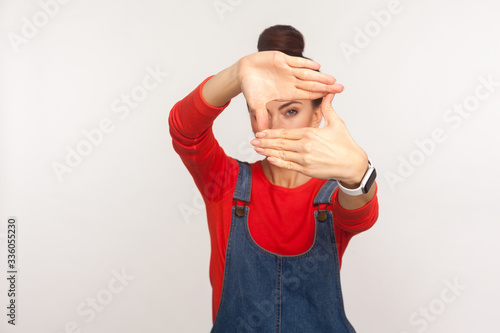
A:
285 109 298 116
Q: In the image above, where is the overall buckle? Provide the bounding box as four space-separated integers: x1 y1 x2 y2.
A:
233 200 247 217
314 203 332 222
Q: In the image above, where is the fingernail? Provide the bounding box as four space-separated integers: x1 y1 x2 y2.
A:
250 139 260 145
256 132 266 138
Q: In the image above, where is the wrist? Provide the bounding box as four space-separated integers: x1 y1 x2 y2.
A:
338 169 365 189
337 157 376 196
338 154 369 187
338 178 362 189
229 60 242 96
202 62 242 107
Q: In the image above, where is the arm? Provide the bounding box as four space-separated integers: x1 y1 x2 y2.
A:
333 182 379 234
332 183 378 267
201 63 241 107
168 74 237 203
169 51 343 200
337 176 377 211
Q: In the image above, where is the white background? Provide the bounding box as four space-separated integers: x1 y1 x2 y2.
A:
1 0 499 332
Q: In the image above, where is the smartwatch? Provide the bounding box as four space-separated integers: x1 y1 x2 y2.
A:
337 158 377 196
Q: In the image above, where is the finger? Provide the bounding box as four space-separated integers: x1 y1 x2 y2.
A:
294 81 344 96
321 93 343 127
332 83 344 93
267 155 304 172
291 67 337 85
284 54 321 70
247 101 269 131
251 136 302 152
256 147 303 163
255 127 307 140
283 90 328 101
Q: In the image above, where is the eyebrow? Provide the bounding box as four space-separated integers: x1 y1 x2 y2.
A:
278 101 302 110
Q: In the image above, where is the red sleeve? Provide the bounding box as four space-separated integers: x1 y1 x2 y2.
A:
168 75 238 203
332 181 379 235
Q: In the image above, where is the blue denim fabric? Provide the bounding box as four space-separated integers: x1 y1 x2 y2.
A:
211 159 356 333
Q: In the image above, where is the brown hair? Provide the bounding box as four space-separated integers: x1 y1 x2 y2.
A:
257 25 323 108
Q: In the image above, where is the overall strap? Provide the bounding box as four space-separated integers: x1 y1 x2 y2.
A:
313 179 339 205
232 159 252 203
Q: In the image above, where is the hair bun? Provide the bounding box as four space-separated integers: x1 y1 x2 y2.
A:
257 25 305 57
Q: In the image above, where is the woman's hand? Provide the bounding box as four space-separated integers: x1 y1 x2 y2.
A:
237 51 344 132
250 93 369 185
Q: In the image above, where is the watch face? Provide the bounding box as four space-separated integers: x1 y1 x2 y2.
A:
363 168 377 193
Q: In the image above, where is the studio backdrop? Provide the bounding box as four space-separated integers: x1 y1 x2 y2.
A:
1 0 499 332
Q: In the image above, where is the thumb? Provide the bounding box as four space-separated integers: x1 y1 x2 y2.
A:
321 93 340 127
253 102 269 132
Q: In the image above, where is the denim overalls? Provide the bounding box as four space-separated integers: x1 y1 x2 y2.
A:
211 159 356 333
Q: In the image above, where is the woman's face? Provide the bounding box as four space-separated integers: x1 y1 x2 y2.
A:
248 99 322 134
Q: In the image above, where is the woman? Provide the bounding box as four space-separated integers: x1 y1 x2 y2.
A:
169 25 379 332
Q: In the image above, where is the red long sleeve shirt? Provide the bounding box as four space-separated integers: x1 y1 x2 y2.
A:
168 76 379 324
